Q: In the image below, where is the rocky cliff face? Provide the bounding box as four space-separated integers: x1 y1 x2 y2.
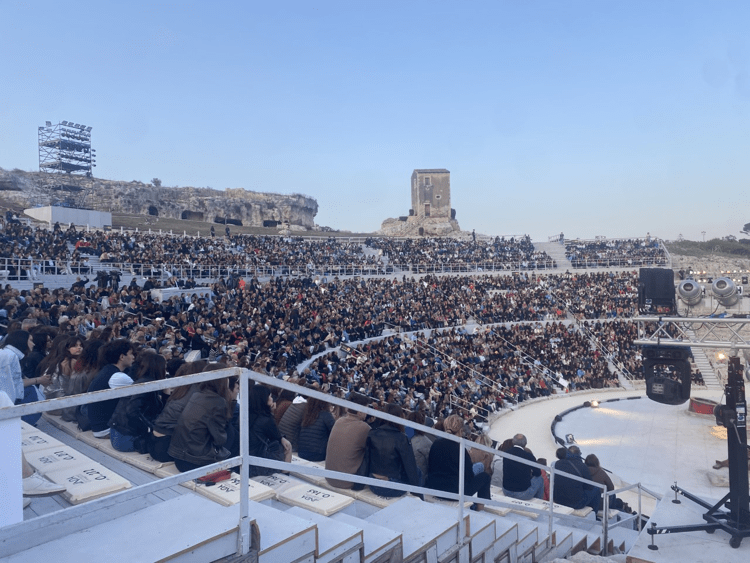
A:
0 168 318 229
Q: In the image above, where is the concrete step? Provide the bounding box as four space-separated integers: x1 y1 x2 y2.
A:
364 496 464 563
286 506 364 563
249 500 317 563
5 495 249 563
607 525 640 554
330 512 402 563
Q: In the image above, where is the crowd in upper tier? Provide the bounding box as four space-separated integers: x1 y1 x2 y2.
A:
364 236 556 270
564 238 667 268
1 223 665 282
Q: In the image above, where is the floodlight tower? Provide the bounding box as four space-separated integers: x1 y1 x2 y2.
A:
38 121 96 177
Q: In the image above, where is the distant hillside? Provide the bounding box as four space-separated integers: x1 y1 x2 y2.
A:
665 239 750 273
0 167 319 231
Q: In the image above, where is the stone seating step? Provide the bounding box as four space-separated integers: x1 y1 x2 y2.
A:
277 483 355 516
543 526 573 561
466 511 498 563
252 472 308 494
478 513 519 563
194 472 276 507
607 525 640 553
501 515 539 560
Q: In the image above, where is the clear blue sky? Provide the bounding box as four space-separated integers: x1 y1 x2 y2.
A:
1 1 748 242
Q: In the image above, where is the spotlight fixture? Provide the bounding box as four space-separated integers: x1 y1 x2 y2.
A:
712 277 739 308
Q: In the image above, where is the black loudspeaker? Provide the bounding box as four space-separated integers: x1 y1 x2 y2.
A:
639 268 676 314
644 359 692 405
642 346 692 361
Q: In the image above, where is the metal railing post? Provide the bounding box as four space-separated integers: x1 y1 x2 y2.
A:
458 437 466 542
238 368 251 555
547 469 554 546
602 487 609 554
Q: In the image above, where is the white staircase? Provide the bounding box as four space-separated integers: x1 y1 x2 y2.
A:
533 242 571 270
11 486 632 563
5 495 252 563
684 328 723 392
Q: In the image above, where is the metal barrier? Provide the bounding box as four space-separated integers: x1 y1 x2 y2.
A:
0 366 649 558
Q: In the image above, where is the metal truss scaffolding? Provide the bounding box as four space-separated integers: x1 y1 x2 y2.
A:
38 121 95 177
635 316 750 351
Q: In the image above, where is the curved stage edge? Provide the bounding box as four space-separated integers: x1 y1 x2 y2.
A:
488 387 730 510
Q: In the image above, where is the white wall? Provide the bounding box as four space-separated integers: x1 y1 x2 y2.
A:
24 206 112 229
0 392 22 526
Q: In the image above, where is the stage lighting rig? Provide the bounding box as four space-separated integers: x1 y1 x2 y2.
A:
677 275 745 312
636 272 750 547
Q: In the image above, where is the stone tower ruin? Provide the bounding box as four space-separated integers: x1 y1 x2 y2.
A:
411 169 451 220
379 168 461 236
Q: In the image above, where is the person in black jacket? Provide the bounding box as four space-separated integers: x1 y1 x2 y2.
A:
425 415 490 509
247 385 291 476
553 446 600 511
86 339 135 438
297 396 335 462
169 375 239 472
502 433 544 500
365 403 420 498
149 360 209 462
108 350 167 452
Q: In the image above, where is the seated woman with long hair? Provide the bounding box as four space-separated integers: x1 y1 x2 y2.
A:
37 335 84 416
297 396 335 462
108 350 168 452
425 414 491 510
168 375 239 473
247 385 292 476
148 360 211 462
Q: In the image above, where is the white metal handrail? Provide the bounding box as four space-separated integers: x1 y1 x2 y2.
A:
0 367 635 558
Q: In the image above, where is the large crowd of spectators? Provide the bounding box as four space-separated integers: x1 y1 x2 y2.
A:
366 236 556 272
0 260 648 431
565 238 667 268
1 223 674 283
1 224 568 281
308 320 620 431
1 223 677 513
